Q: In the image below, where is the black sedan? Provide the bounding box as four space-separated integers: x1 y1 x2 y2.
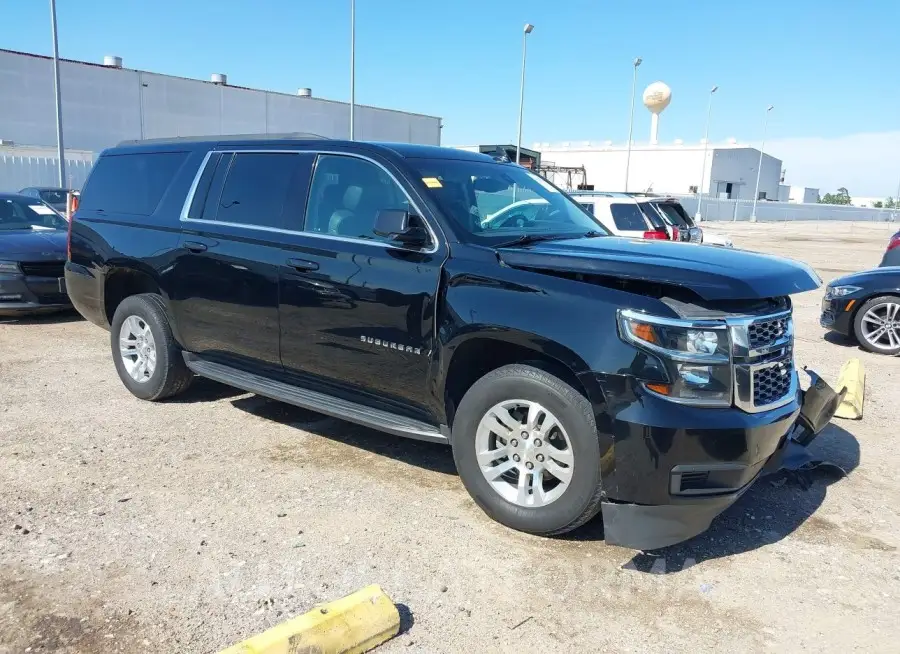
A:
18 186 74 214
0 194 71 316
821 267 900 355
880 229 900 267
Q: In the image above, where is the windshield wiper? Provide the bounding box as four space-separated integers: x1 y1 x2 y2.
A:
496 231 605 248
494 233 584 248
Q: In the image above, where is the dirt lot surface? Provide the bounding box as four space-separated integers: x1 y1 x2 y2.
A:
2 221 898 653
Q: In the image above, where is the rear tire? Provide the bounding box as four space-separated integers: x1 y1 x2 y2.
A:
110 293 193 400
451 364 604 536
853 295 900 355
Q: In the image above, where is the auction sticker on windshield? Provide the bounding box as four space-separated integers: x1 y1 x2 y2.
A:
422 177 443 188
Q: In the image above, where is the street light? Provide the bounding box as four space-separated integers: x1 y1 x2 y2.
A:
515 23 534 165
349 0 356 140
750 105 774 222
49 0 66 186
695 85 718 221
624 57 642 192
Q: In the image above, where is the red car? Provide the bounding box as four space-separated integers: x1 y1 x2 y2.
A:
881 229 900 267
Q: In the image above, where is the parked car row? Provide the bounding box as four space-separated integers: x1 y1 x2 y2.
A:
570 191 733 248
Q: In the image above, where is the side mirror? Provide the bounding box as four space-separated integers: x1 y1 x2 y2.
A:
374 210 428 247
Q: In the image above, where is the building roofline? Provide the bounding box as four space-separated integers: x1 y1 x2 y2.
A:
0 48 442 122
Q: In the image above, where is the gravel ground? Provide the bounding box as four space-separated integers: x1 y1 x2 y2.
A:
1 221 898 653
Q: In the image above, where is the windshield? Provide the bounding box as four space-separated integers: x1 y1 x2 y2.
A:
0 198 67 231
39 189 69 205
408 159 607 243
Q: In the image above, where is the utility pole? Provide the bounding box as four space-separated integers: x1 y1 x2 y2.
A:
50 0 66 186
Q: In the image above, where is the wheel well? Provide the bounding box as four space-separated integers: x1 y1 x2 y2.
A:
104 269 161 323
443 338 587 427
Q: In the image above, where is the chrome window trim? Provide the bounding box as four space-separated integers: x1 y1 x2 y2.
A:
178 148 442 254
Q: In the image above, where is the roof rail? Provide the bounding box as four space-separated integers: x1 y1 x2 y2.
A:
116 132 331 146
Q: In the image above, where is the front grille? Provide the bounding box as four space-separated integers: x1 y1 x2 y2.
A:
748 316 788 349
19 261 65 278
752 359 793 407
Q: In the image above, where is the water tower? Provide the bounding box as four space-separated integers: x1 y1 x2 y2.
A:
642 82 672 145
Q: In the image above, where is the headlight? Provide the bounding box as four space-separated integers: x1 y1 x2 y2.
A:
825 285 861 299
0 261 21 274
618 309 732 406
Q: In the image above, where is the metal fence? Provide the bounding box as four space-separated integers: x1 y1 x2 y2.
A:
672 194 900 224
0 152 94 192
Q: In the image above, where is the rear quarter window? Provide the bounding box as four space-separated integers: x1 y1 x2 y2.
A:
79 151 188 216
609 203 648 231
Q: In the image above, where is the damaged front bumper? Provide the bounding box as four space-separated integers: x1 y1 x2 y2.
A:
601 371 845 551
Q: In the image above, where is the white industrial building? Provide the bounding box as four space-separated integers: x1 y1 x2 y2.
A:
534 141 784 201
0 48 442 190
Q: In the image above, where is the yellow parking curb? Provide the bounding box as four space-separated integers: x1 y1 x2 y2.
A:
834 358 865 420
219 584 400 654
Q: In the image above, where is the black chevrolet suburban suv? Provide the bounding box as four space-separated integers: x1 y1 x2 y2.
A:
66 135 828 550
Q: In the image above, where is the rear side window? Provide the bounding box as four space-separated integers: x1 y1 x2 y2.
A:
79 152 187 216
609 203 648 231
578 202 595 215
209 152 305 229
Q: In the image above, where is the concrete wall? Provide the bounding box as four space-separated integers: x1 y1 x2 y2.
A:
678 194 899 223
0 50 441 152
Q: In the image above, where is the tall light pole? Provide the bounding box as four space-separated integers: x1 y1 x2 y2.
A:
49 0 66 186
695 85 718 221
515 23 534 165
349 0 356 140
750 105 774 222
624 57 642 192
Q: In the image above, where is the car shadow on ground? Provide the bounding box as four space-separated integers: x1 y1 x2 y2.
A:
230 395 457 476
164 377 246 403
224 393 860 567
613 422 861 573
823 331 858 348
0 309 83 326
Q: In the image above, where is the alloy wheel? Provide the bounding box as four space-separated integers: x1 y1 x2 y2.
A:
119 315 157 383
860 301 900 351
475 399 574 507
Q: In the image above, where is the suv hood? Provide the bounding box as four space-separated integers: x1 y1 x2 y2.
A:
0 229 68 257
498 236 821 301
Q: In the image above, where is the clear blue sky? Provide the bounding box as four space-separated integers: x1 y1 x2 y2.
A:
4 0 900 192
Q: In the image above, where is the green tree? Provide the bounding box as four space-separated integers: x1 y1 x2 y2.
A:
873 201 884 208
886 197 897 209
819 188 852 205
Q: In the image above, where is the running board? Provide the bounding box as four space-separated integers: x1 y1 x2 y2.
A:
182 353 448 444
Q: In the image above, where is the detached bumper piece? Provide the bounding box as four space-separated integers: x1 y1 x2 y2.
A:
603 369 843 551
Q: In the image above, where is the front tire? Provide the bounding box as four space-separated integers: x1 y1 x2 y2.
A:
853 295 900 355
110 293 193 400
452 364 604 536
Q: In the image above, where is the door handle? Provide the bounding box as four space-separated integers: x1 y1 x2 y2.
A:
287 258 319 272
183 241 209 253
